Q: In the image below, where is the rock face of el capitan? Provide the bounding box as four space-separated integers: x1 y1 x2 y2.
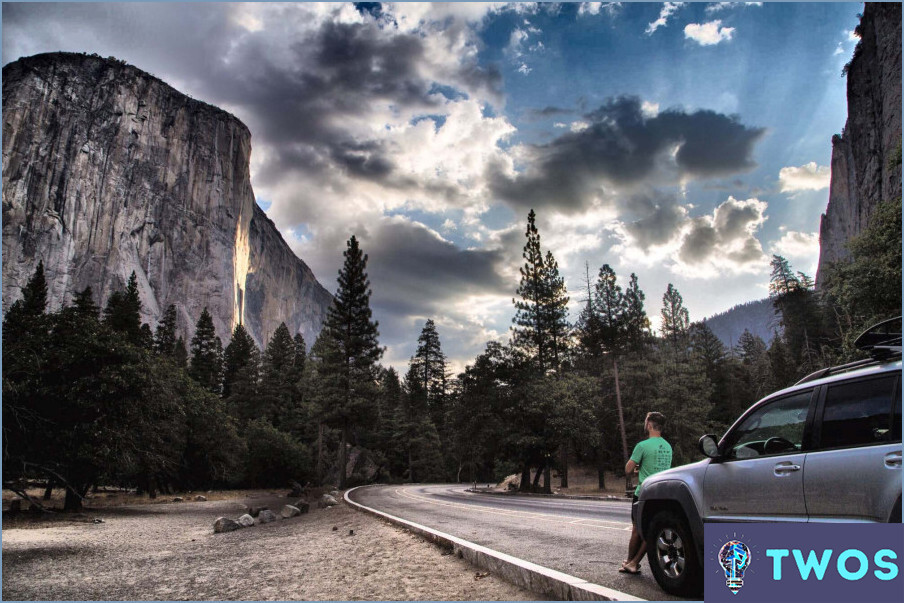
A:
817 3 902 284
2 52 332 346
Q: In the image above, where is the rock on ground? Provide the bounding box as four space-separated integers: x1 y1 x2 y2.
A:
280 505 300 519
237 514 255 528
257 509 277 524
318 495 338 508
213 517 241 533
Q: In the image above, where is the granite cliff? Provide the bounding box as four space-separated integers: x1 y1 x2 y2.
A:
816 3 902 285
2 52 332 347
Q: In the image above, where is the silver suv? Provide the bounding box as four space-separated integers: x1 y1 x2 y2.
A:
632 317 903 597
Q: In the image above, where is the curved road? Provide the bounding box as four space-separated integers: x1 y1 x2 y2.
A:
350 484 691 601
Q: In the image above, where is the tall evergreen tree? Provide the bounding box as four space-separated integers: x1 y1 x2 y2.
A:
103 271 144 345
542 250 570 371
154 305 179 357
623 273 651 353
222 324 259 402
20 260 48 316
260 322 300 428
512 209 550 372
323 235 383 488
72 287 100 320
660 283 690 349
594 264 627 351
189 308 223 395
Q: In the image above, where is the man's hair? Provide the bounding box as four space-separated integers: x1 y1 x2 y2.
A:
646 412 665 432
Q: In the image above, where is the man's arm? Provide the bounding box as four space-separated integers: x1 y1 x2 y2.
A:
625 459 637 474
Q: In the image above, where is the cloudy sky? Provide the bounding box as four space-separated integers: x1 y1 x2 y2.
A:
3 2 861 372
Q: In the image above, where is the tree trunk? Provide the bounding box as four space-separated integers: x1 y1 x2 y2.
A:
560 443 569 488
543 462 552 494
613 358 631 495
597 445 607 490
531 459 544 491
519 462 531 492
63 483 90 512
339 419 348 488
316 422 324 480
43 480 54 501
408 443 414 483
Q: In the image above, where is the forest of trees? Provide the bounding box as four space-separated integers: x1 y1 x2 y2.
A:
3 196 900 509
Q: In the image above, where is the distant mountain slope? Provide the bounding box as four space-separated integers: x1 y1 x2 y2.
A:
702 298 781 350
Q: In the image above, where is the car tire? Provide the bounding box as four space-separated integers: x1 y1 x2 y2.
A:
646 509 703 597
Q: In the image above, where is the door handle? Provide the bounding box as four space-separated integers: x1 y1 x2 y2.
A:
774 464 801 474
885 453 902 468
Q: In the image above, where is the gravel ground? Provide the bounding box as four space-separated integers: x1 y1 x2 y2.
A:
2 494 537 600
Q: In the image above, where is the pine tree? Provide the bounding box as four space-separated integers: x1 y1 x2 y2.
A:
103 271 144 345
173 337 188 368
260 323 300 428
542 251 570 371
594 264 627 351
623 273 651 354
323 235 383 488
4 261 50 343
222 324 258 401
660 283 690 350
154 305 179 357
189 308 223 395
401 363 445 482
72 287 100 320
575 262 604 361
20 260 48 316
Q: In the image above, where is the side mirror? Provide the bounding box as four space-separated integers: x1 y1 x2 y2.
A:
699 434 720 459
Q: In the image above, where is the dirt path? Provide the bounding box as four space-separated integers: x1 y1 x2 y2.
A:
2 494 537 600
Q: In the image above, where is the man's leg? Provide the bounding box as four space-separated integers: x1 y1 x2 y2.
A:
624 540 647 572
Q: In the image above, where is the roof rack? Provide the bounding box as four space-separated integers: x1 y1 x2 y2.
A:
795 316 902 386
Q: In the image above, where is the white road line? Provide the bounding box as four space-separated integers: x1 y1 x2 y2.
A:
392 486 632 531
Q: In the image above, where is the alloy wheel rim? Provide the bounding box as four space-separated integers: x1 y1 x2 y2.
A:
656 528 685 579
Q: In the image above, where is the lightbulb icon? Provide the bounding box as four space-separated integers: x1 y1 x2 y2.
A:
719 540 751 594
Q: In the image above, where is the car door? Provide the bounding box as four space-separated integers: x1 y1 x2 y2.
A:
703 388 815 522
804 372 901 522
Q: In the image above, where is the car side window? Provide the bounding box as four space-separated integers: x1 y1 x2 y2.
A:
820 375 898 449
726 390 812 460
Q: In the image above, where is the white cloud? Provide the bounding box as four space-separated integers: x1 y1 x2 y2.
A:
684 20 735 46
770 230 819 276
570 120 590 132
706 2 761 14
778 162 831 193
518 63 532 75
578 2 622 17
646 2 684 35
641 100 660 118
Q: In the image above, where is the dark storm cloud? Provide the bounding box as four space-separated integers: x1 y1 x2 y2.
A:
679 218 718 263
622 190 687 251
525 105 575 120
490 96 766 213
365 219 508 317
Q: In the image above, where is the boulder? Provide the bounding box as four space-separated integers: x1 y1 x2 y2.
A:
318 494 339 508
247 506 269 517
329 490 340 498
213 517 242 533
257 509 277 524
194 495 207 502
172 497 184 502
281 505 301 518
293 500 310 514
237 514 255 527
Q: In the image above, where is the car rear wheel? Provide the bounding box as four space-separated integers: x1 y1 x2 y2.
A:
646 509 703 597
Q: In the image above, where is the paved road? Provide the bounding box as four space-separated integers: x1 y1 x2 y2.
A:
350 484 693 602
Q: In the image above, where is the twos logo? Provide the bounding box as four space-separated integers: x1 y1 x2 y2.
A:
718 540 751 594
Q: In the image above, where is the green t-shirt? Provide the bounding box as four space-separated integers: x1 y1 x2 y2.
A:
630 436 673 495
